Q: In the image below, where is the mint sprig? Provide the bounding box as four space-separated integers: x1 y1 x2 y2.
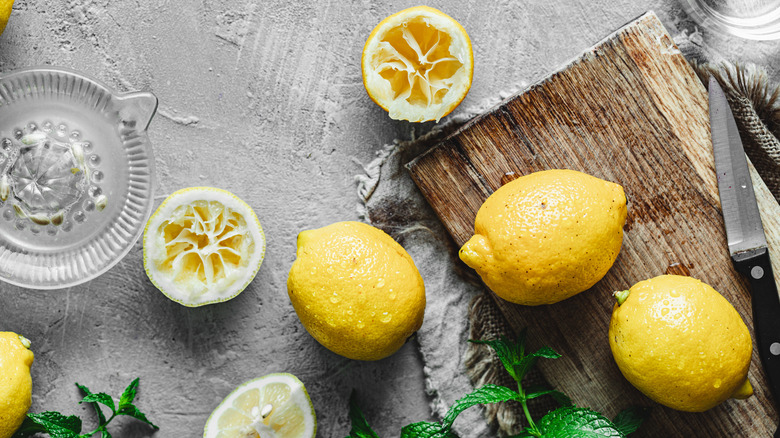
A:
13 378 158 438
344 331 648 437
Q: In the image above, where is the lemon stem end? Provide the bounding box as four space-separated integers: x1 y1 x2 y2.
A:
614 290 630 306
731 378 754 399
18 335 31 349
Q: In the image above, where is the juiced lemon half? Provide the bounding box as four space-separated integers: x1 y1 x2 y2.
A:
143 187 265 307
203 373 316 438
362 6 473 122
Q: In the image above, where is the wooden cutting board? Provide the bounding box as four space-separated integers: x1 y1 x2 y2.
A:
407 11 780 437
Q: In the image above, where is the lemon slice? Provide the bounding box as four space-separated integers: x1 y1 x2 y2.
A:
143 187 265 307
362 6 473 122
203 373 316 438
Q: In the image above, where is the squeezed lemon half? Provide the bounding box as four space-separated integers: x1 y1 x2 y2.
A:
362 6 473 122
143 187 265 307
203 373 316 438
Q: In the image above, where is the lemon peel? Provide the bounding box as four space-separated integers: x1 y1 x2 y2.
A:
143 187 265 307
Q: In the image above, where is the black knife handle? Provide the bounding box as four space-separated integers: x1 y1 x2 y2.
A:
734 247 780 410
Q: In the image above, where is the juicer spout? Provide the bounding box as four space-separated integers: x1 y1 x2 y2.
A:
116 91 158 132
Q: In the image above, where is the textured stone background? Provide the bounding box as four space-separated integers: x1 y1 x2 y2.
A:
1 1 779 437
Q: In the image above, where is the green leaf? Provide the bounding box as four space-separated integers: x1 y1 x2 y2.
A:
12 412 82 438
524 386 573 407
612 407 650 436
469 333 525 381
537 406 625 438
344 392 380 438
116 403 159 430
399 421 456 438
512 346 561 384
118 378 139 407
441 384 520 429
76 383 109 426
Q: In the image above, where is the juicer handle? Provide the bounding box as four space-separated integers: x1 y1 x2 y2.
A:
115 91 158 132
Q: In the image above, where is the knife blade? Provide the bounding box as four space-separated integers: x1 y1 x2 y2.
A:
709 76 780 426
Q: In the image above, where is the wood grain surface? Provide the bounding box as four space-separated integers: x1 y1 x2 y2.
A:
408 11 779 437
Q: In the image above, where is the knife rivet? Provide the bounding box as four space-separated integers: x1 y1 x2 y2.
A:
751 266 764 280
771 343 780 356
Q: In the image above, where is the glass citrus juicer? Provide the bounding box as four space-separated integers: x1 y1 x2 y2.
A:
0 67 157 289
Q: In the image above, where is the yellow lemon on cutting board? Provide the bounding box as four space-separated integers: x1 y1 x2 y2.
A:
362 5 473 122
143 187 265 307
609 275 753 412
0 332 33 438
287 221 425 361
0 0 14 36
459 169 627 305
203 373 316 438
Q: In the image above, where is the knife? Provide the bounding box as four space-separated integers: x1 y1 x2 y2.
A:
709 76 780 432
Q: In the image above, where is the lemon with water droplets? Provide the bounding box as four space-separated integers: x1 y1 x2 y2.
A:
610 275 753 412
0 332 33 438
287 221 426 361
203 373 316 438
0 0 14 37
143 187 265 307
459 169 627 305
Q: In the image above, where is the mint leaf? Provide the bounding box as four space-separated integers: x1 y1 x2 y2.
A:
76 383 109 426
116 403 159 429
537 406 625 437
612 407 650 436
345 392 380 438
524 385 573 406
12 412 82 438
442 384 519 429
469 333 525 381
399 422 456 438
118 378 139 407
512 346 561 384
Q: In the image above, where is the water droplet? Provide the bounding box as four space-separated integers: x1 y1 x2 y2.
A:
84 200 95 211
1 138 12 151
376 278 385 288
670 290 679 297
661 308 670 316
663 300 670 305
330 296 340 304
70 130 81 140
61 221 73 232
714 379 722 388
46 227 57 236
380 313 392 323
56 124 68 136
42 121 53 132
92 170 104 182
389 292 397 300
73 211 86 223
326 266 334 274
82 141 93 152
30 225 40 234
14 220 25 230
2 209 12 221
13 129 23 139
347 309 353 315
356 321 365 329
27 122 38 131
88 185 102 197
88 154 101 167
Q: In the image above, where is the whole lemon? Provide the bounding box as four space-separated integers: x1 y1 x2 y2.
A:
0 0 14 36
459 169 626 305
287 221 425 361
0 332 33 438
609 275 753 412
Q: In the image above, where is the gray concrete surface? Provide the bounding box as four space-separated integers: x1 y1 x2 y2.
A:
1 1 779 437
